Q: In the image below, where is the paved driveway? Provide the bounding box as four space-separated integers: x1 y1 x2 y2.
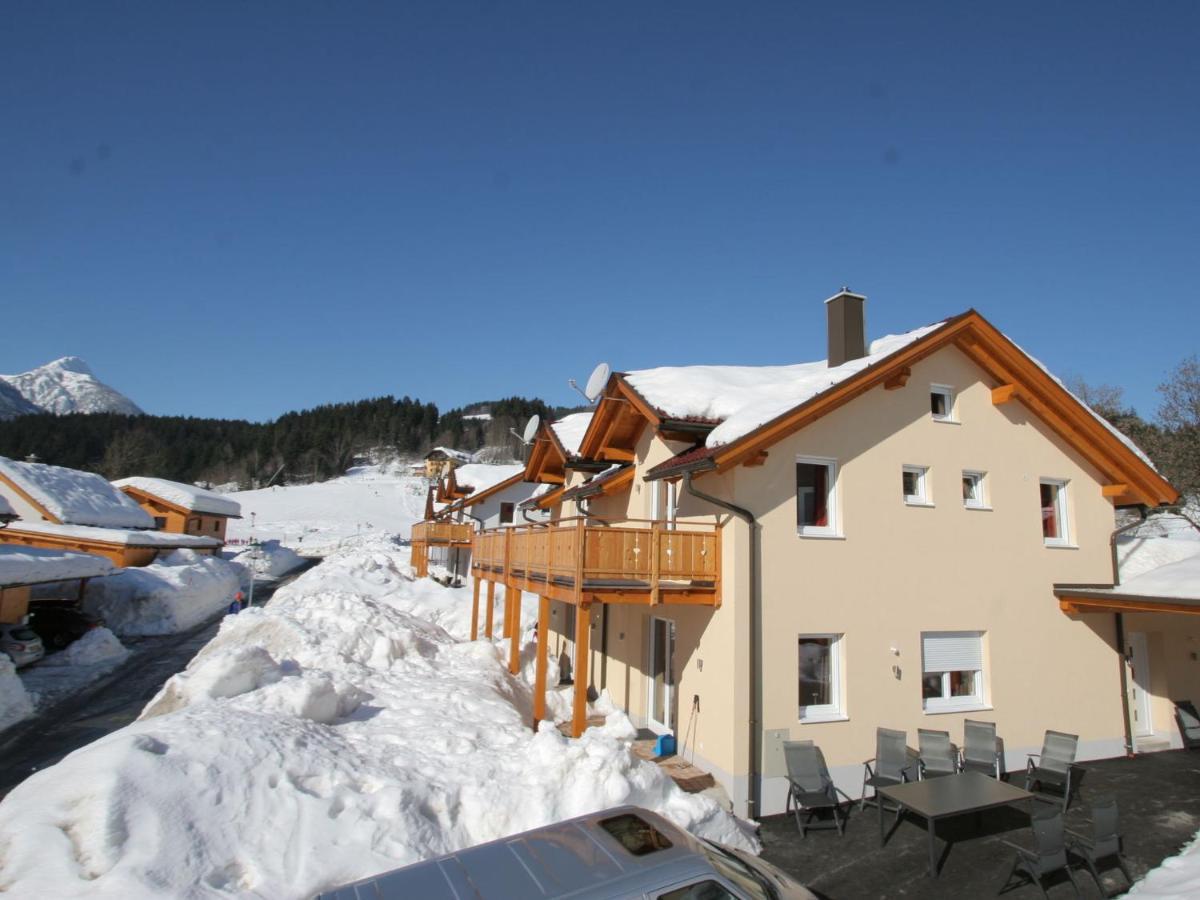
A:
759 750 1200 898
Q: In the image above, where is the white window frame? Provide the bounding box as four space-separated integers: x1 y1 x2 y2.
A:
798 633 844 722
795 456 839 538
930 384 956 422
1040 478 1071 547
902 465 932 506
962 470 988 509
921 630 986 713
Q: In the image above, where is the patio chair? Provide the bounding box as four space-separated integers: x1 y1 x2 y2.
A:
1066 796 1132 895
917 728 959 779
960 718 1003 779
860 727 916 816
1025 730 1079 811
783 740 853 837
999 806 1082 898
1174 700 1200 750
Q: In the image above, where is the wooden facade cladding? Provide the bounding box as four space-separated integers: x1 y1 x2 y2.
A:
469 518 721 608
409 520 474 577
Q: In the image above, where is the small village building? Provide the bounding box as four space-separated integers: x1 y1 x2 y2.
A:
113 477 242 542
0 457 222 567
0 544 115 624
422 447 473 479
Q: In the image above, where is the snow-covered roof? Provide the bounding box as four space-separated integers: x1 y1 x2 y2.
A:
1109 553 1200 601
0 457 154 529
2 521 222 548
452 464 524 495
424 447 473 463
113 477 242 517
0 545 115 586
550 412 594 457
626 324 945 449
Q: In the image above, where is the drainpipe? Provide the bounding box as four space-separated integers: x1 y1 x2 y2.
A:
683 470 761 820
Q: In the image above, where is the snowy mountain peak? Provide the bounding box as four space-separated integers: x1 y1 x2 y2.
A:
0 358 143 418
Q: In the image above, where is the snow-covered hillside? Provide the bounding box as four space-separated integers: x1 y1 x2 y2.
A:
227 465 430 554
0 380 41 419
0 357 142 417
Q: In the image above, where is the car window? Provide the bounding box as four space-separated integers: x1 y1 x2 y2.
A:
6 628 38 641
699 841 777 899
658 879 739 900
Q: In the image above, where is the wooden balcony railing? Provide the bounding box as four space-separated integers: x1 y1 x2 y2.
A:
471 518 720 606
411 521 475 545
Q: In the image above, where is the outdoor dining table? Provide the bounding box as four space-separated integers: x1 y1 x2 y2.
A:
877 770 1035 877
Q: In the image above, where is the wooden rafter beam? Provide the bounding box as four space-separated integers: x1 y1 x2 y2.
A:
742 450 769 467
1101 483 1130 498
991 384 1018 404
884 367 911 390
599 448 634 462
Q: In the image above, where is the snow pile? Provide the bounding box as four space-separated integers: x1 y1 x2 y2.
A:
550 412 593 457
0 541 753 898
1128 829 1200 898
114 476 242 517
0 456 153 528
82 550 240 636
229 539 307 580
0 356 143 416
45 627 129 668
0 545 114 586
626 323 944 448
1118 536 1200 582
0 655 33 732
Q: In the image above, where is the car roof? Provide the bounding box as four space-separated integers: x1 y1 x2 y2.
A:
316 806 722 900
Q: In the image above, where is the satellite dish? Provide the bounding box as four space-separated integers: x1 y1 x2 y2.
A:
584 362 611 402
522 414 541 444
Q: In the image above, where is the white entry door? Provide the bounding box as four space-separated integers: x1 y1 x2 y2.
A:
647 617 675 733
1127 632 1153 738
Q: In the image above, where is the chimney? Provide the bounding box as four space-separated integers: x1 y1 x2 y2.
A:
825 288 867 367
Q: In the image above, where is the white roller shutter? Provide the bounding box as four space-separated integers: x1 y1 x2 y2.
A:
922 632 983 673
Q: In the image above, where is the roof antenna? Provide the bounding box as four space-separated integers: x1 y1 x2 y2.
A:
509 415 541 446
568 362 612 405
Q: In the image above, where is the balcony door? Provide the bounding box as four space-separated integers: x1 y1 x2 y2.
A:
647 616 675 733
1127 631 1153 739
650 480 678 529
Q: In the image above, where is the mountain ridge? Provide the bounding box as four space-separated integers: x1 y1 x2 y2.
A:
0 357 143 418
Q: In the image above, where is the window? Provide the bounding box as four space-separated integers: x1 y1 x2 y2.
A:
922 631 985 711
796 457 838 536
962 471 987 509
902 465 930 505
1040 479 1070 545
153 516 167 530
658 881 736 900
188 518 201 532
930 384 955 422
212 520 220 532
499 502 514 524
798 634 843 720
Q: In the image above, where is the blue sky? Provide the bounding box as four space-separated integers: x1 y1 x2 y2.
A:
3 2 1197 422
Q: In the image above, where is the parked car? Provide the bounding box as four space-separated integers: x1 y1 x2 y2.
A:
0 622 45 668
26 602 104 651
317 806 816 899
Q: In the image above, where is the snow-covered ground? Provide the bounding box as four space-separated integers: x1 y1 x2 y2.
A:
227 540 307 583
0 536 753 898
1129 831 1200 898
17 628 130 713
226 466 428 555
0 656 33 732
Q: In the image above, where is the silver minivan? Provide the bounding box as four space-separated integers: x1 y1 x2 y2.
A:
316 806 815 900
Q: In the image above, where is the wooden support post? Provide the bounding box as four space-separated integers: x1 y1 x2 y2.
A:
571 601 592 738
508 589 521 675
533 595 550 726
484 580 496 639
650 522 662 606
501 584 512 639
470 577 481 641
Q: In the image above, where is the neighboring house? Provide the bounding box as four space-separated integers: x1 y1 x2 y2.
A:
0 545 114 624
423 447 473 479
113 477 242 542
465 291 1181 820
0 457 222 567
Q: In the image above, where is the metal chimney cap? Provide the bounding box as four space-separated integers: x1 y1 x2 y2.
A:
823 287 867 304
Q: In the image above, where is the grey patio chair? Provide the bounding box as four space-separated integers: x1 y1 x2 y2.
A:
860 727 916 816
783 740 853 837
1025 730 1079 811
1066 796 1132 895
1174 700 1200 750
1000 806 1082 898
917 728 959 779
961 718 1002 779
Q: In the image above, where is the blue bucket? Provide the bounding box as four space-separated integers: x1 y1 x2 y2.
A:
654 733 676 757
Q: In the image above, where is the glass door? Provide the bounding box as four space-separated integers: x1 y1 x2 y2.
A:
647 617 675 733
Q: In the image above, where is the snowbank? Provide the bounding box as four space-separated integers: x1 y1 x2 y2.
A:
82 550 240 636
0 655 33 732
229 540 307 580
43 627 129 668
1128 829 1200 898
18 628 131 715
0 539 754 898
0 456 153 528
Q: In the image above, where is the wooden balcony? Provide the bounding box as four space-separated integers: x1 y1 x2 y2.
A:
410 520 474 577
470 518 721 607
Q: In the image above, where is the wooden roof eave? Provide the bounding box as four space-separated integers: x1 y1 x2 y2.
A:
699 310 1175 508
1055 584 1200 616
577 375 661 461
523 428 568 485
561 465 635 502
